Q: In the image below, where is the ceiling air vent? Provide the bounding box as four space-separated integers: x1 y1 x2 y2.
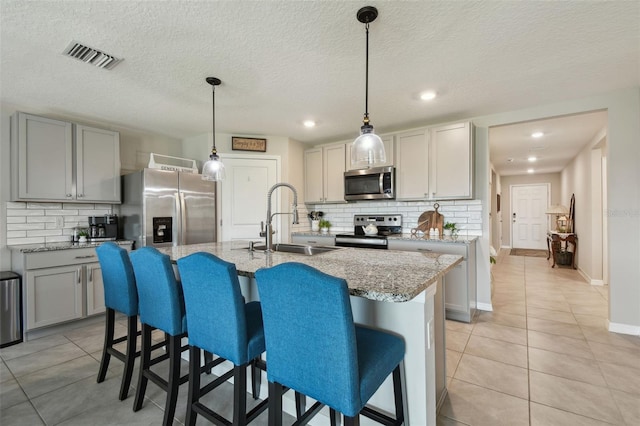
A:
62 41 122 70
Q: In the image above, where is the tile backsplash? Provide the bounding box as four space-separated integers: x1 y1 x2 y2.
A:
5 202 114 245
298 199 483 235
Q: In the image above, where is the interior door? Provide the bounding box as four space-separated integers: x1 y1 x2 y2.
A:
511 184 549 249
220 156 279 242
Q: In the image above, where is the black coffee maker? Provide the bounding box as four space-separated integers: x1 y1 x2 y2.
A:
88 214 119 241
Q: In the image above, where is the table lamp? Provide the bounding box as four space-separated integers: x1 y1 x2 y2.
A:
546 205 570 232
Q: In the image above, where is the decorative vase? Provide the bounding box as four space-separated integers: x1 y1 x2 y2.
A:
443 229 452 236
311 220 320 232
320 227 329 234
78 236 87 243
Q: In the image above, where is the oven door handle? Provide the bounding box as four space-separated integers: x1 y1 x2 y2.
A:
335 237 388 247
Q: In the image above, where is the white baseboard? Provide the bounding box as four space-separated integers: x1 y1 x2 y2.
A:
577 267 605 286
501 245 511 250
476 302 493 312
608 320 640 336
590 279 604 286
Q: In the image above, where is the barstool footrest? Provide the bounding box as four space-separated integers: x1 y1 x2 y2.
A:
292 400 324 426
361 406 400 426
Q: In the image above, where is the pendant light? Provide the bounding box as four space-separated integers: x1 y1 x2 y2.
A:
351 6 386 168
202 77 225 181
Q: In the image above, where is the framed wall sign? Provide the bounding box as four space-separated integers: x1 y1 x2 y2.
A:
231 137 267 152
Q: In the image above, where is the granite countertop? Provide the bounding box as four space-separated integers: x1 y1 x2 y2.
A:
291 231 478 244
158 241 462 303
8 240 134 253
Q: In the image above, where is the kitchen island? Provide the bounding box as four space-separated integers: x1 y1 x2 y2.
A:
159 241 463 426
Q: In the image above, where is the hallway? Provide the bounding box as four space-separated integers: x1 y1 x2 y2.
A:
439 250 640 425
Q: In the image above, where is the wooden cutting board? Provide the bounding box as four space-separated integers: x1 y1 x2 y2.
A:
417 203 444 235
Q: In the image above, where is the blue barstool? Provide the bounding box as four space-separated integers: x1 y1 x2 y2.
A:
255 262 406 426
95 242 140 400
177 252 269 426
130 247 192 425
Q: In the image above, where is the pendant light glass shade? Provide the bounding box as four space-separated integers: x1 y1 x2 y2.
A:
351 6 386 168
202 77 225 181
202 150 225 181
351 124 386 167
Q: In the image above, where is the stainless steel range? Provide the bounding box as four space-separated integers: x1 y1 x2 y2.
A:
335 214 403 249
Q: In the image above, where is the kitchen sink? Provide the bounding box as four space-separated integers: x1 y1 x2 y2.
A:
251 243 342 256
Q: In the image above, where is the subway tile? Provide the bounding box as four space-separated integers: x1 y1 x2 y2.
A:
26 229 62 237
26 216 56 223
26 202 62 209
6 217 26 224
45 210 75 216
6 231 26 238
6 209 44 216
7 237 45 245
7 223 45 231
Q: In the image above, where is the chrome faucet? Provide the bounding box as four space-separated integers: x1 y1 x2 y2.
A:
260 183 299 251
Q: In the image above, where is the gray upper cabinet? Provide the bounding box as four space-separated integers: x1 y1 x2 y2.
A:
11 112 121 203
75 125 121 202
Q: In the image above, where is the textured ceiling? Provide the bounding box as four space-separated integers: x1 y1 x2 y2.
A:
1 1 638 160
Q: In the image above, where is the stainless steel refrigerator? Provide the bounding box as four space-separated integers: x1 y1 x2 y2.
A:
120 169 216 248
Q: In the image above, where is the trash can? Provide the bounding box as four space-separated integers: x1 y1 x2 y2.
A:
0 271 22 348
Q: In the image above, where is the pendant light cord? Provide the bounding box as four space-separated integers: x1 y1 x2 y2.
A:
364 21 370 125
211 84 217 154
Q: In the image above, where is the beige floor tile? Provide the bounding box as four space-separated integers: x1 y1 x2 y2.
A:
453 354 529 399
489 301 527 316
581 325 640 350
437 415 470 425
446 350 462 378
439 379 529 426
598 361 640 395
588 341 640 369
464 334 527 368
471 322 527 345
574 314 608 328
528 347 607 387
570 304 608 317
446 330 470 352
445 320 474 334
610 389 640 426
476 311 527 329
4 343 87 378
527 317 584 339
526 298 572 313
530 371 623 424
527 330 594 359
526 306 577 325
530 402 616 426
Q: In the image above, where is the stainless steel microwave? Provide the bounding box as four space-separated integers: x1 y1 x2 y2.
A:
344 166 395 201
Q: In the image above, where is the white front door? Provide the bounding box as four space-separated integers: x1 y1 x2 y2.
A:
219 156 279 242
511 184 549 249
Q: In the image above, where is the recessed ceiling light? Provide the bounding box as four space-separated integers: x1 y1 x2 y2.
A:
528 156 537 162
531 132 544 138
420 91 437 101
303 120 316 128
527 168 535 174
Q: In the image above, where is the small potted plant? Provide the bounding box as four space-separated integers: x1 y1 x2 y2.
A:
318 219 331 234
77 229 89 243
443 222 458 237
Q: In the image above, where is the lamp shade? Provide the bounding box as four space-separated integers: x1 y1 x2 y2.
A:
351 125 386 167
202 153 225 181
546 205 569 215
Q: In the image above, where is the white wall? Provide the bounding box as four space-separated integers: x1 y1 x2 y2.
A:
499 172 562 246
473 87 640 334
560 127 607 282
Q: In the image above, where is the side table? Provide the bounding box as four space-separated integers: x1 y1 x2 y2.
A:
547 232 578 269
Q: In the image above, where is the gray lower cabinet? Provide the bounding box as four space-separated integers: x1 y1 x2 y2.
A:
387 239 477 323
291 234 336 246
11 244 130 335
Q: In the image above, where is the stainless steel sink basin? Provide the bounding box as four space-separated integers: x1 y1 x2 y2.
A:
251 243 341 256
